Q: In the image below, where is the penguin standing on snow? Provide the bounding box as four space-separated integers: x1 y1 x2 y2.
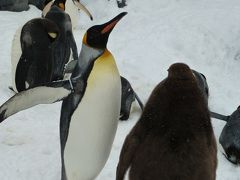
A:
210 106 240 165
11 0 78 92
44 0 79 81
117 63 217 180
120 77 143 120
0 12 127 180
12 18 59 92
192 70 240 165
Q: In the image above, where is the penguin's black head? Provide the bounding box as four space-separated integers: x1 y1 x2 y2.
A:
52 0 66 10
83 12 127 49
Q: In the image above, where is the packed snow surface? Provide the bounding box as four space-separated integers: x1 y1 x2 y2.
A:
0 0 240 179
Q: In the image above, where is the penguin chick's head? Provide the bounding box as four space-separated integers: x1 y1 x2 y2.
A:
83 12 127 49
168 63 194 80
53 0 66 10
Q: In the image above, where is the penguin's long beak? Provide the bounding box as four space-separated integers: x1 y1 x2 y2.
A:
101 12 127 34
73 0 93 20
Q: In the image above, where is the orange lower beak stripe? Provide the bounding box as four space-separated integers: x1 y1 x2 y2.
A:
101 20 119 34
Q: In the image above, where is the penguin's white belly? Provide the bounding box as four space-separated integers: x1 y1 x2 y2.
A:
66 1 79 29
11 26 22 92
64 59 121 180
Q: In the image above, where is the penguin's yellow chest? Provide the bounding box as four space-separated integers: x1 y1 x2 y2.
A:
64 50 121 180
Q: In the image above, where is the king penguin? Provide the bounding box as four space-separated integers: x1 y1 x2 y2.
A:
116 63 217 180
60 12 127 180
0 12 127 180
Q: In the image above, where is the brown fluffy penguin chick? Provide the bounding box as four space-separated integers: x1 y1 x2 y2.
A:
116 63 217 180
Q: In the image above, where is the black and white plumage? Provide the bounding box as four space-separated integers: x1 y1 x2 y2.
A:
11 18 60 92
0 12 127 180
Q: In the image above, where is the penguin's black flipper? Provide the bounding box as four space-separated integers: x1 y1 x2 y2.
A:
210 111 229 121
120 76 144 121
0 80 72 123
134 92 144 110
117 120 146 180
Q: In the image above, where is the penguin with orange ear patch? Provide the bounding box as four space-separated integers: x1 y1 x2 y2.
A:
0 12 127 180
117 63 217 180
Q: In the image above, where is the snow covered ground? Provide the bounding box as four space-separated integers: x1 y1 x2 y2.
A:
0 0 240 179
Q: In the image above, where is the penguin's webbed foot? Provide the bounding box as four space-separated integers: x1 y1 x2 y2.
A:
120 110 130 121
